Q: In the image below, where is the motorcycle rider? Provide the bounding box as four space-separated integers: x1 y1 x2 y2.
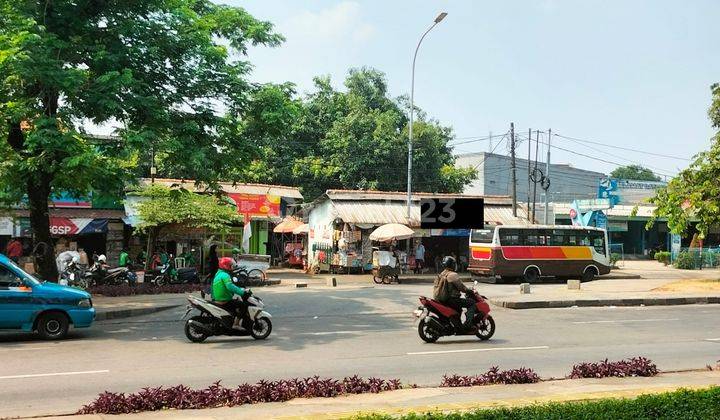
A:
433 256 476 330
212 257 250 329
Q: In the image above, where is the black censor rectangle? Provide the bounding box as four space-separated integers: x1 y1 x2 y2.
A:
420 198 484 229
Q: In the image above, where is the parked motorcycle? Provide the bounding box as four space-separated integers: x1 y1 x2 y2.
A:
148 256 199 285
182 290 272 343
414 281 495 343
59 259 89 289
85 262 137 286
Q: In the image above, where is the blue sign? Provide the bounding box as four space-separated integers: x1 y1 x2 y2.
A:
598 179 620 206
595 211 608 230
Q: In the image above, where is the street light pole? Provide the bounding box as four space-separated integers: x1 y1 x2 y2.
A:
407 12 448 219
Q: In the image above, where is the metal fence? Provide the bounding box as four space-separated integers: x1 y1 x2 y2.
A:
670 247 720 270
609 243 624 268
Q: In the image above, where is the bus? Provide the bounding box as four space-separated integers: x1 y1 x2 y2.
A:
468 225 610 283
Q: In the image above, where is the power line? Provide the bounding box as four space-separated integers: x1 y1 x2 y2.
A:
553 133 691 161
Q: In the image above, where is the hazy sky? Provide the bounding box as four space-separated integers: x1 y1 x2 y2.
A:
230 0 720 179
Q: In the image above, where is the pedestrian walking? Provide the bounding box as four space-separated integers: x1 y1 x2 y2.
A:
414 240 426 274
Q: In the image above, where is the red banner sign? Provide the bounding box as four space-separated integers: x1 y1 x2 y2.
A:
227 194 281 217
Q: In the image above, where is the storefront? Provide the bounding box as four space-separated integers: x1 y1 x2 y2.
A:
305 190 529 273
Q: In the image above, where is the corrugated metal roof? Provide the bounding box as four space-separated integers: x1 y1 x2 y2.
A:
331 201 529 227
139 178 303 199
325 189 512 205
332 201 421 227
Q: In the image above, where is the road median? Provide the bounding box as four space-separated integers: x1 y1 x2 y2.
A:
492 294 720 309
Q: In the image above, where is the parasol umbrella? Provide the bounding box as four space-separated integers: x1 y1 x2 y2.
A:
369 223 415 242
273 218 303 233
292 223 310 235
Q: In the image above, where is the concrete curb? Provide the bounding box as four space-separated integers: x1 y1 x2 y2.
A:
95 304 182 321
492 296 720 309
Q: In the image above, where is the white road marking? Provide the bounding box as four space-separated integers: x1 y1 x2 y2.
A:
407 346 549 356
0 370 109 380
302 331 357 336
706 338 720 342
572 318 679 324
0 347 48 352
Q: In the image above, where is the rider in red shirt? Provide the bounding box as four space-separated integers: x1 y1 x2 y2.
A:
5 238 23 263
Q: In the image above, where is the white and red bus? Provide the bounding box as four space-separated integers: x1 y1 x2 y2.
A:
468 225 611 282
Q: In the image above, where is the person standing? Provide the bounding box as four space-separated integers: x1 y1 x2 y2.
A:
5 237 23 263
207 244 219 281
118 248 131 268
414 240 426 274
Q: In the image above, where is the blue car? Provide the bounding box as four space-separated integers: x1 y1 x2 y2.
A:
0 254 95 339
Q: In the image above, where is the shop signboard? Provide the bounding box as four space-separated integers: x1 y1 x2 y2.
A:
51 192 92 208
227 194 281 218
0 217 13 236
607 221 628 232
420 198 484 229
49 218 108 236
598 178 666 205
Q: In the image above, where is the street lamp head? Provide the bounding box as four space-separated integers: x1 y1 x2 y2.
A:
434 12 448 23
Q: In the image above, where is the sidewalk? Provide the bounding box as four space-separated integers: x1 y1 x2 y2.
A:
44 370 720 419
93 294 186 321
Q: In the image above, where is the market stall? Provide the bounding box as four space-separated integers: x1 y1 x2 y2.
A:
369 223 414 283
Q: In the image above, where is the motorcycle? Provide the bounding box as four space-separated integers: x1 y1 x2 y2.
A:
59 260 89 289
414 281 495 343
182 290 272 343
84 262 137 286
148 256 200 286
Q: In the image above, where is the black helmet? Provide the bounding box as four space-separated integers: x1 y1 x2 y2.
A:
442 256 457 271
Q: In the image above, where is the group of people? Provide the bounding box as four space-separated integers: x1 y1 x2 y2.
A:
412 241 468 275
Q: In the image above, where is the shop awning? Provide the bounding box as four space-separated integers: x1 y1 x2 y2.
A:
332 201 420 227
273 218 304 233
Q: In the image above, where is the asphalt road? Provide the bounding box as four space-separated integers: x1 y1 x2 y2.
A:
1 285 720 418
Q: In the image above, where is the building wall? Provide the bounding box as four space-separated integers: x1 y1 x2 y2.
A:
456 152 606 203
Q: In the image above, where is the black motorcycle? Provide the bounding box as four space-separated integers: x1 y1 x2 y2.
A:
148 256 199 285
85 262 137 286
60 260 89 289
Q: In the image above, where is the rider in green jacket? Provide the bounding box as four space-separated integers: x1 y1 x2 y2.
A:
212 257 248 328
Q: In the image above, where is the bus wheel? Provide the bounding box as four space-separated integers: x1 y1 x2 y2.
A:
581 268 596 282
523 267 540 283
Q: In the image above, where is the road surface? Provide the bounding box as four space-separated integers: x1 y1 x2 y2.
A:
1 284 719 417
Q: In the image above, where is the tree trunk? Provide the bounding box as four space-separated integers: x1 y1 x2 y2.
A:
144 226 159 271
27 175 57 281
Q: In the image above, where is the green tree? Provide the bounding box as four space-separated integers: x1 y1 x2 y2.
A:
649 85 720 237
0 1 281 279
132 185 240 268
610 165 661 181
240 68 476 199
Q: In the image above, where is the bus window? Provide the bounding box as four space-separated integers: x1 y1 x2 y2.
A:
590 231 606 255
523 229 540 246
470 229 494 244
498 229 521 246
539 229 552 245
551 230 566 246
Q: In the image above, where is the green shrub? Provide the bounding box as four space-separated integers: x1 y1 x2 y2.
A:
654 251 671 265
673 251 696 270
354 386 720 420
610 253 621 266
704 251 718 268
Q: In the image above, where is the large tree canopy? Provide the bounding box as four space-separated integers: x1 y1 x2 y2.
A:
649 84 720 237
237 68 476 199
610 165 661 181
0 0 281 279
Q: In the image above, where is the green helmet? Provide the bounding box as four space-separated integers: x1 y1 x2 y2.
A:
232 247 241 255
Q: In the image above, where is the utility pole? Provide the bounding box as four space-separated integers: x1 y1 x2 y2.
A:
510 122 517 217
488 130 492 152
527 128 531 221
544 128 552 224
532 130 540 223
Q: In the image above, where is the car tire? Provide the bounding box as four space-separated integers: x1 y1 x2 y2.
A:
37 312 69 340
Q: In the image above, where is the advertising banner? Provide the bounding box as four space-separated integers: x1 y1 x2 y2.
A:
49 218 108 236
227 194 281 218
0 218 13 236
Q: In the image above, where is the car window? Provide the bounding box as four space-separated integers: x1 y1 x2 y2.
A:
0 265 23 288
470 229 494 244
